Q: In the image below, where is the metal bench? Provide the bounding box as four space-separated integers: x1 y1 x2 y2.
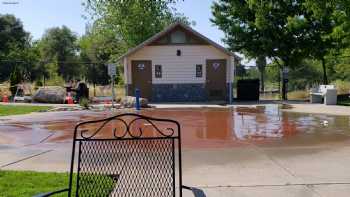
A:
35 113 205 197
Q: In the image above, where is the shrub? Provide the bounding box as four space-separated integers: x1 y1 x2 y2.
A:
79 98 90 109
35 80 43 88
331 80 350 95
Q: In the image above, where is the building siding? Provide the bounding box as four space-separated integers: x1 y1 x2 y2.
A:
126 45 231 84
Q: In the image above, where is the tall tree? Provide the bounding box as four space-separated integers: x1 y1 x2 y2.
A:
0 14 33 82
212 0 350 99
79 26 125 93
303 0 350 84
84 0 190 48
38 26 79 80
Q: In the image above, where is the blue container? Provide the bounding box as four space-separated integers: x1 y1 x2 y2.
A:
135 88 140 110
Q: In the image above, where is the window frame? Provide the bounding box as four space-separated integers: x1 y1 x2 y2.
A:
196 64 203 78
170 30 186 44
155 65 162 78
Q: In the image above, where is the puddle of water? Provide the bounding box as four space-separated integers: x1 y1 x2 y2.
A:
0 105 349 148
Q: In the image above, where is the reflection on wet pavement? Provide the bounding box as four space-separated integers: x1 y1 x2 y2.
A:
0 105 350 148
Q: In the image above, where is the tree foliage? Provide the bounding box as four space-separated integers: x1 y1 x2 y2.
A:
212 0 350 69
0 14 33 82
79 26 124 86
37 26 80 80
84 0 190 48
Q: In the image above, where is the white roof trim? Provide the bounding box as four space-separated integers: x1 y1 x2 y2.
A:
117 22 240 61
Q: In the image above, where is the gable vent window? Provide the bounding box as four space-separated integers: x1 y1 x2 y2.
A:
171 30 186 44
196 64 202 78
155 65 162 78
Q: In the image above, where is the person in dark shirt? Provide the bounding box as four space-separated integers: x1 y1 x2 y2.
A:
73 80 89 103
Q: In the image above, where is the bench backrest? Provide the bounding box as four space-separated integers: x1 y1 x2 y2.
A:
67 113 182 197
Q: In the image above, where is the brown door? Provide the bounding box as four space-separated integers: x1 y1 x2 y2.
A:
131 60 152 99
206 59 227 101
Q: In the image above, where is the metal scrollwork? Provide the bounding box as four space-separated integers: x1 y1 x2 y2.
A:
75 113 180 140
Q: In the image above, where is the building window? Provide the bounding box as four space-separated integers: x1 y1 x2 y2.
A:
155 65 162 78
196 64 202 78
170 30 186 44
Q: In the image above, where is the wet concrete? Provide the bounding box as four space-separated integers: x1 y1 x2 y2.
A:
1 105 350 196
2 105 350 149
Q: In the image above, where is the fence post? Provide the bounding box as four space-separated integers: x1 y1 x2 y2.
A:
135 88 140 110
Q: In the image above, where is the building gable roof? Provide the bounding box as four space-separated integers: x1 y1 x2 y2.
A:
118 22 240 61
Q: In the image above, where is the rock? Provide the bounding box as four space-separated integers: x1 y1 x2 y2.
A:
32 87 66 104
120 96 149 108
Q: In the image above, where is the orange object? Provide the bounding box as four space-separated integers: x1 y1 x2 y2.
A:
66 96 73 104
2 95 9 103
66 93 74 104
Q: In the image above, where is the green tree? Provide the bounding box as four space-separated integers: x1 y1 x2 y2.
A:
38 26 79 80
0 14 33 82
79 25 126 94
326 48 350 82
212 0 350 99
84 0 190 48
235 63 246 79
29 42 49 83
303 0 350 84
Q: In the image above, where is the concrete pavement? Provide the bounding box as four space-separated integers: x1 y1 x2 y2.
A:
2 141 350 196
1 107 350 196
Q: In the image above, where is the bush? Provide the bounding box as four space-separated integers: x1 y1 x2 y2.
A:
79 98 90 109
35 80 43 87
331 80 350 95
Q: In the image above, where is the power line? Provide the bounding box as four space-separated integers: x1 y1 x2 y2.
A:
2 1 19 5
0 59 112 65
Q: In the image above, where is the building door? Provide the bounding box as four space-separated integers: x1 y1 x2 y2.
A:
206 59 227 101
131 60 152 99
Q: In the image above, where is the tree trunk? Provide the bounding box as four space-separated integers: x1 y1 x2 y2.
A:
282 79 287 100
321 58 328 85
256 56 266 93
260 71 265 92
281 66 288 100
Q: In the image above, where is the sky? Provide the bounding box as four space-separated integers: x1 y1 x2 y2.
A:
0 0 251 64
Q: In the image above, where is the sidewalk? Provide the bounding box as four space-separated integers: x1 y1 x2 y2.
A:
2 141 350 196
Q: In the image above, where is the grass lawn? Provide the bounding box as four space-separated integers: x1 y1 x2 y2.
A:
0 170 116 197
0 170 69 197
0 105 51 116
